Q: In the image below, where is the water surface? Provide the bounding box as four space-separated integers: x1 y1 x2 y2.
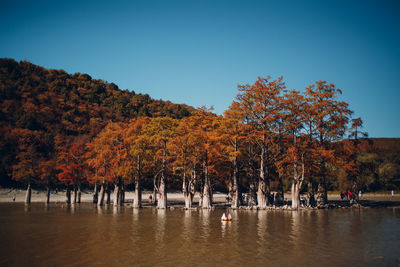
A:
0 203 399 266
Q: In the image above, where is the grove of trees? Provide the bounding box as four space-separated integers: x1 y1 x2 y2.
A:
1 59 399 209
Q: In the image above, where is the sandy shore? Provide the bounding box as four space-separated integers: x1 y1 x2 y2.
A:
1 188 399 208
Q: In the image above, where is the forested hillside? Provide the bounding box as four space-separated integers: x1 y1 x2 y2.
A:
1 59 399 209
0 58 194 187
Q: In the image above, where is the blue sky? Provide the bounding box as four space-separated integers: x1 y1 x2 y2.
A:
1 0 399 137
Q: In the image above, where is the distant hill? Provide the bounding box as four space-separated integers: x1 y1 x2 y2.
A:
364 138 400 153
0 58 195 186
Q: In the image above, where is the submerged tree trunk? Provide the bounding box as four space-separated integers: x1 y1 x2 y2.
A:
46 185 51 204
120 183 124 206
133 180 141 208
157 143 168 209
77 185 81 204
106 182 111 204
98 182 105 206
25 182 32 204
133 155 142 208
291 146 305 209
72 186 77 204
231 140 242 209
316 180 327 206
201 154 212 209
93 183 98 204
257 142 269 208
113 182 120 206
157 174 167 209
183 164 195 209
291 182 301 209
306 181 315 207
247 143 257 207
66 187 71 204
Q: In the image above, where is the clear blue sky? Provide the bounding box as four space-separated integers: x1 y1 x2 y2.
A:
1 0 399 137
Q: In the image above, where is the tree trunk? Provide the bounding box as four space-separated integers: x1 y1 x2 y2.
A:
291 151 304 209
183 165 189 209
66 187 71 204
25 183 31 204
133 181 141 208
133 155 142 208
46 185 50 204
157 143 168 209
98 182 105 206
72 186 77 204
157 174 167 209
183 165 195 209
113 183 119 206
78 185 82 203
106 182 111 204
93 183 98 204
316 181 327 206
307 181 315 207
201 154 212 209
119 183 124 206
257 143 269 208
231 141 242 209
291 182 301 209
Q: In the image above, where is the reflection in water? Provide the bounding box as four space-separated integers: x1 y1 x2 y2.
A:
96 206 103 215
221 220 229 237
132 207 139 221
200 209 211 240
156 209 166 250
1 204 399 266
256 211 268 259
183 210 191 241
24 204 30 213
290 210 303 259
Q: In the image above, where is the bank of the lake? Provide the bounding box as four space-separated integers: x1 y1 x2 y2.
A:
1 188 400 210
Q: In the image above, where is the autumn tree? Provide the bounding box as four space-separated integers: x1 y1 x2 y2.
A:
86 123 124 206
143 117 178 209
170 116 197 209
37 159 58 203
220 105 248 208
304 81 352 205
11 129 50 204
233 76 286 208
57 142 87 204
279 90 308 209
123 117 152 208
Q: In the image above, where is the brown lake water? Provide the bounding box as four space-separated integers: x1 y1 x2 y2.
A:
0 203 399 266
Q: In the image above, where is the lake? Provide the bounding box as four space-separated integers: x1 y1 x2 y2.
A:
0 203 399 266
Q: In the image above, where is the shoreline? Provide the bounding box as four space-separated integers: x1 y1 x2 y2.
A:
1 188 399 209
